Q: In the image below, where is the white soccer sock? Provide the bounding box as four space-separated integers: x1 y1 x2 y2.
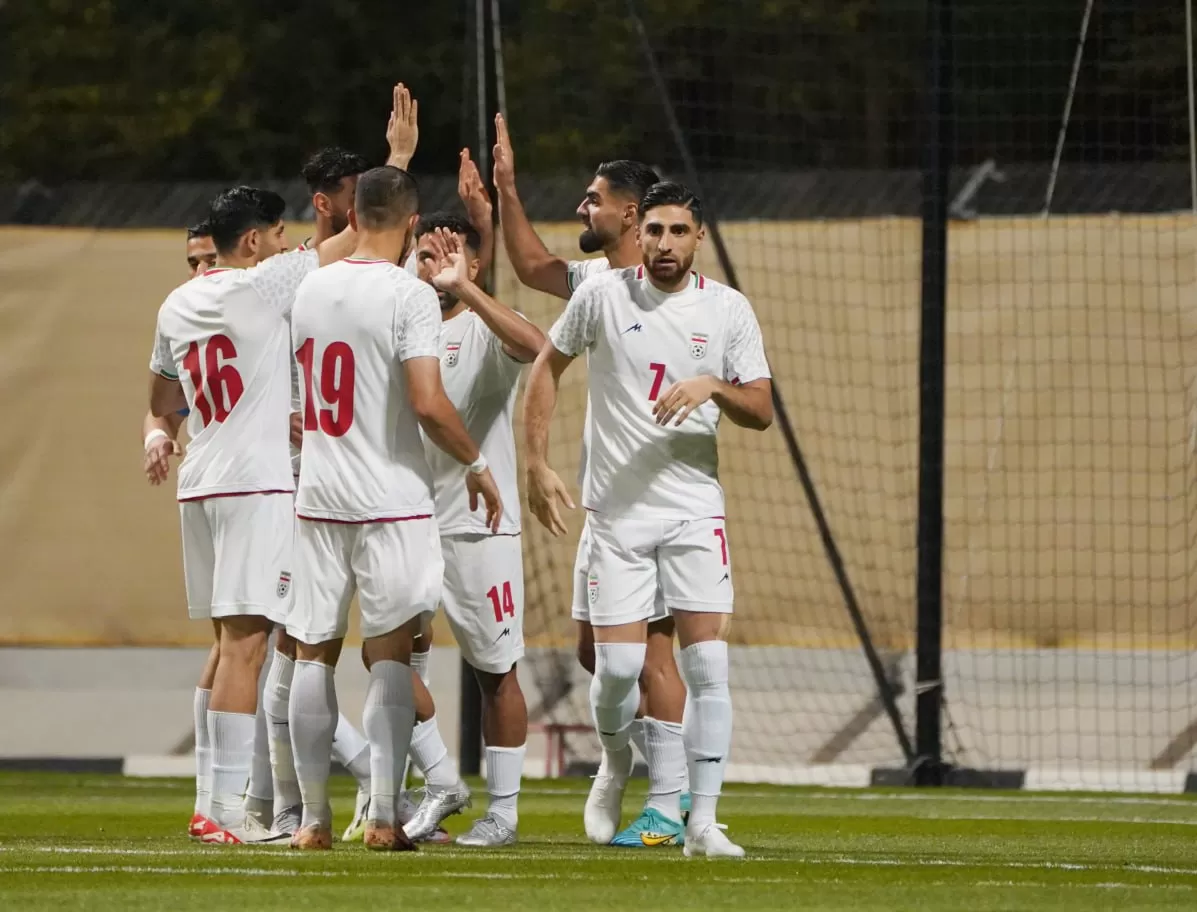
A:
263 652 302 814
244 654 273 811
362 660 416 826
486 744 525 830
207 710 257 828
678 641 732 830
410 649 431 686
193 688 212 817
409 715 458 789
590 642 646 758
332 713 371 789
289 660 337 830
628 717 648 762
641 717 686 821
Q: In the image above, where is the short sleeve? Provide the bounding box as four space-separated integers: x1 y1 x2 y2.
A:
723 294 771 386
149 318 177 379
247 248 319 317
566 257 608 293
549 284 599 357
394 281 441 362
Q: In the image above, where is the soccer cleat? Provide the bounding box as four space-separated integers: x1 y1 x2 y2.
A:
610 807 685 848
340 787 371 843
188 813 219 840
272 804 302 838
243 795 273 829
456 815 517 848
584 744 633 845
683 822 745 859
200 815 291 846
402 782 472 843
364 821 417 852
290 823 332 851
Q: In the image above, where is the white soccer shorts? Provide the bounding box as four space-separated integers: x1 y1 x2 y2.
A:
571 514 668 624
583 513 734 628
287 516 443 645
179 491 295 626
440 533 525 674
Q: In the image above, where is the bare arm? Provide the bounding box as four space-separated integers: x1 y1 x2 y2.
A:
142 409 184 486
142 410 183 441
522 343 576 536
149 372 187 418
405 356 481 464
493 114 571 299
713 378 774 430
316 224 357 267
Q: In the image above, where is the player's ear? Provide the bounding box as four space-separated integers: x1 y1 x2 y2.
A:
312 192 331 219
468 256 480 281
243 228 259 258
347 207 358 232
695 224 706 247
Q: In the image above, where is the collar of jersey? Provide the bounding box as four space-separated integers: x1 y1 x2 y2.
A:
344 256 391 264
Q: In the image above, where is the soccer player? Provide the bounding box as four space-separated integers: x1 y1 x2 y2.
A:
524 182 772 858
287 166 502 852
148 186 355 845
403 214 544 847
493 114 691 847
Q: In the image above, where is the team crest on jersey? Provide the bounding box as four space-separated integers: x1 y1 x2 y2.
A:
587 573 599 605
690 333 709 359
276 572 291 599
444 341 462 367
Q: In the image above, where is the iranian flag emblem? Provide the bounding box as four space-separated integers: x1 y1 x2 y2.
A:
445 341 461 367
690 333 709 360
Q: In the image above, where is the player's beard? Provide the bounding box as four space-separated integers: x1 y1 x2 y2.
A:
648 250 693 285
578 226 605 254
330 211 350 235
437 289 459 312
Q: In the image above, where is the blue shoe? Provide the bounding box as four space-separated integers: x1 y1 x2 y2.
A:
609 808 685 848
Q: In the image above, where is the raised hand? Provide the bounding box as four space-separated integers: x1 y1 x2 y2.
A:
493 113 516 190
458 148 492 222
386 83 419 170
425 228 471 292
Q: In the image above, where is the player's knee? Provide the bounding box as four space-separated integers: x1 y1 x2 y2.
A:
678 640 729 692
273 627 297 660
576 639 596 675
593 642 647 702
475 665 521 700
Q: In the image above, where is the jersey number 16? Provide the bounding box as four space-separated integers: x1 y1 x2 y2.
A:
296 338 356 437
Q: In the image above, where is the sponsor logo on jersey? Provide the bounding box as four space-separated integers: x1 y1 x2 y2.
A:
276 571 291 599
718 572 730 584
444 341 462 367
690 332 709 359
622 322 644 334
587 573 599 605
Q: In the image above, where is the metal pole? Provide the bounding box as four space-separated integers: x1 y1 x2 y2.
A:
914 0 954 786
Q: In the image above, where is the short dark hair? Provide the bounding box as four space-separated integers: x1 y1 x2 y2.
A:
301 146 371 195
186 220 211 241
205 186 287 255
595 160 660 205
413 211 482 253
353 166 420 231
638 181 703 227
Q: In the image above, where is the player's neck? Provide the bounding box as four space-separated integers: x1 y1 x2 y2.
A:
214 253 254 270
310 216 335 247
605 234 641 269
440 301 468 322
352 231 406 265
645 271 691 295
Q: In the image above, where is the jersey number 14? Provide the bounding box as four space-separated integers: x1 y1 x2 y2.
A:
296 339 356 437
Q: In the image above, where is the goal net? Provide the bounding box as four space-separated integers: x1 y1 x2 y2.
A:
494 0 1197 790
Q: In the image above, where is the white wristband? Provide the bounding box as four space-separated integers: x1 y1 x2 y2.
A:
467 454 489 475
144 428 169 451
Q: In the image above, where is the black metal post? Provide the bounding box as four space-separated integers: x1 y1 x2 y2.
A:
914 0 954 786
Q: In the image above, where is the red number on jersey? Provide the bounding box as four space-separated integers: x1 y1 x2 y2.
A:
648 362 667 401
486 582 517 624
714 527 728 565
296 339 356 437
182 334 244 428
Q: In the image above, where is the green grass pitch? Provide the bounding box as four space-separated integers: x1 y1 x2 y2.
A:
0 773 1194 910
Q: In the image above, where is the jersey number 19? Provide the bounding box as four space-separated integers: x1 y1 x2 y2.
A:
296 338 356 437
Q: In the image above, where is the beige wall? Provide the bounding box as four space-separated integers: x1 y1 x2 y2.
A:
1 216 1193 648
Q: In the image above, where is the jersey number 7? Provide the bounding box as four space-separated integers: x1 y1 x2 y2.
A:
182 334 243 427
296 338 356 437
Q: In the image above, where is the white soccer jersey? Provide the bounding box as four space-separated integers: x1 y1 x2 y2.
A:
149 248 319 500
291 257 442 522
423 309 523 536
567 256 610 293
549 266 770 520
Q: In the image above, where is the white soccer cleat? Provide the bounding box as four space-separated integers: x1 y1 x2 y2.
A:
402 782 472 843
341 786 371 843
272 804 302 838
584 744 634 845
683 822 745 859
456 815 517 847
201 814 291 846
